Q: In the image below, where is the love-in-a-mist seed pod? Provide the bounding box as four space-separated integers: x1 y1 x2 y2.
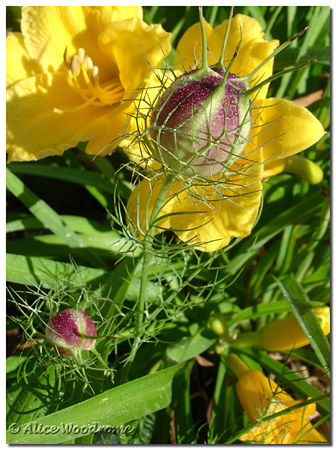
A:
150 68 251 177
45 309 97 356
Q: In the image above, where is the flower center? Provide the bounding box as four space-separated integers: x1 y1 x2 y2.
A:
54 47 124 115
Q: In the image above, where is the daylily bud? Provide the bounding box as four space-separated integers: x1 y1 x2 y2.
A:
259 306 330 352
150 68 251 177
45 309 97 355
284 155 324 185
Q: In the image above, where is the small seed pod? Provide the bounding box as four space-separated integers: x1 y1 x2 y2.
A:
45 309 97 355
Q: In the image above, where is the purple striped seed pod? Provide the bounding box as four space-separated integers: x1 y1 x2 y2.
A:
45 309 97 355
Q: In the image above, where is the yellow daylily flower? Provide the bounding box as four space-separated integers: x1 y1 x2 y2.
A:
126 14 325 252
6 6 171 162
226 354 328 444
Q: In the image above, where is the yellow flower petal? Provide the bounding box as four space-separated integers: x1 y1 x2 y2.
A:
240 418 327 444
173 21 213 72
315 306 331 336
262 158 287 178
6 72 109 162
85 111 129 156
22 7 88 72
21 7 143 76
236 370 285 423
99 18 172 99
293 423 329 444
6 32 41 88
127 176 174 236
260 98 325 167
96 6 143 21
170 172 263 252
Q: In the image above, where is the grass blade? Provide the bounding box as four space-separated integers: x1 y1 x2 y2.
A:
6 168 106 268
6 254 107 288
274 274 330 375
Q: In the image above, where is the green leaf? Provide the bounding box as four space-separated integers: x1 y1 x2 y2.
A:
166 331 216 364
74 434 94 444
6 168 106 268
9 163 116 193
225 191 324 275
274 46 330 70
6 355 28 375
275 274 330 375
172 362 195 444
227 299 322 328
276 6 330 99
248 239 280 293
7 365 57 427
247 6 267 29
6 364 183 444
6 254 107 288
149 409 171 444
97 257 141 361
6 215 111 235
7 232 138 260
210 357 230 442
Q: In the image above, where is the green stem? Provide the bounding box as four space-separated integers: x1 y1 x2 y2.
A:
136 174 175 333
230 331 261 348
218 6 234 70
122 174 175 382
199 6 209 72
